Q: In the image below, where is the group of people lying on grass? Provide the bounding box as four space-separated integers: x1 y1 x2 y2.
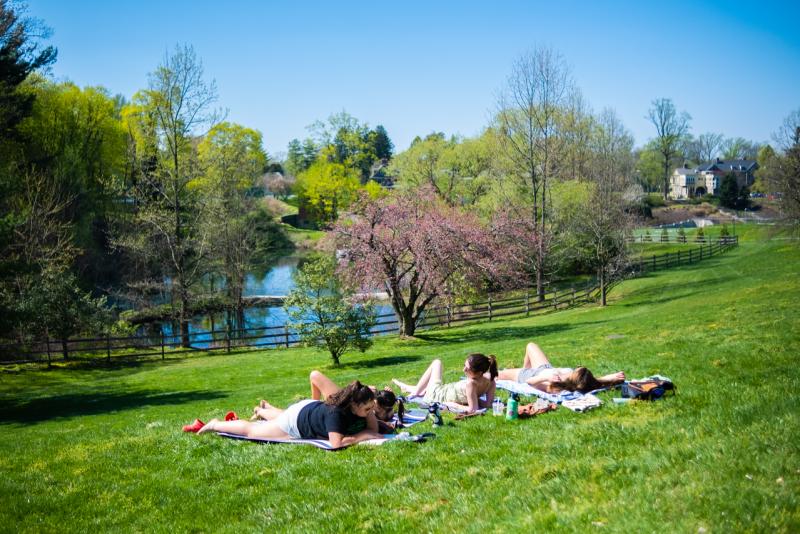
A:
189 342 626 448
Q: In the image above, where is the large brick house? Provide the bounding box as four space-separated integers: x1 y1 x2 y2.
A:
670 158 758 199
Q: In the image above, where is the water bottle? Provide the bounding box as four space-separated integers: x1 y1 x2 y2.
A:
506 394 519 421
492 398 504 416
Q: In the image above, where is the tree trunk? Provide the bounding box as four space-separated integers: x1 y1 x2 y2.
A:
61 339 69 360
600 269 607 306
179 293 190 348
399 307 416 337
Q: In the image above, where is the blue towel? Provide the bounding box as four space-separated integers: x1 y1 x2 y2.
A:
216 432 394 450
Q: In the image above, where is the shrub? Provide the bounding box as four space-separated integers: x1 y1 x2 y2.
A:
695 227 706 243
643 230 652 242
645 194 666 208
660 228 669 242
720 224 730 237
677 227 687 243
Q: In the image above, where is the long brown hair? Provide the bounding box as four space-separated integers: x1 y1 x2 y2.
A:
548 367 622 393
326 380 375 410
467 353 498 380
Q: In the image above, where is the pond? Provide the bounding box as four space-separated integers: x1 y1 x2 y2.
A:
149 255 398 348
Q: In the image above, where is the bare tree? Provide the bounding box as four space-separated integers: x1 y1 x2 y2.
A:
495 47 574 301
119 45 222 347
773 108 800 152
691 132 724 163
647 98 691 200
581 108 637 305
773 109 800 226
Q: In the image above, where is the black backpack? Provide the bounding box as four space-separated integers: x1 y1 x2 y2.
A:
621 378 675 400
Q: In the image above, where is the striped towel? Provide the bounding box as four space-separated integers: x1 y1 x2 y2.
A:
216 432 394 450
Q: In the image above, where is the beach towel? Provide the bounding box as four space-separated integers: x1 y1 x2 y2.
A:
395 408 428 426
215 409 430 450
216 432 394 450
495 379 582 403
404 395 487 415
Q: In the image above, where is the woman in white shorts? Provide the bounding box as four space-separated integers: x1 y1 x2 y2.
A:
195 381 381 448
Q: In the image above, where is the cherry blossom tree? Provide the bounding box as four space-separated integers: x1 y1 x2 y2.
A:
333 188 530 336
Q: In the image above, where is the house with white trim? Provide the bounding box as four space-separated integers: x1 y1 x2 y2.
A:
669 158 758 199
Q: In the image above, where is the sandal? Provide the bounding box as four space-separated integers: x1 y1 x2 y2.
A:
182 419 205 433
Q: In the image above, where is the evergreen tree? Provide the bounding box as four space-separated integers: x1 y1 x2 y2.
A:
719 173 739 208
0 0 57 137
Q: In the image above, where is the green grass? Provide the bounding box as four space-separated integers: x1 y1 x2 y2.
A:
1 225 799 532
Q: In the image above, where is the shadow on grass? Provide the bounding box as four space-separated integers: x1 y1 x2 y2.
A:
0 389 227 424
414 322 587 345
619 272 736 307
340 355 423 370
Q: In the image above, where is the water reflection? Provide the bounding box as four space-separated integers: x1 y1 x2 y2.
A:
150 256 398 348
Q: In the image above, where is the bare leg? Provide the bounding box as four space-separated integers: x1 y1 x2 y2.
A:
310 370 340 400
198 418 291 439
523 342 551 369
392 359 443 397
252 401 285 421
497 368 520 380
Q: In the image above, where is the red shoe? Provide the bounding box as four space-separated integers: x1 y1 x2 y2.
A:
182 419 205 433
225 411 238 421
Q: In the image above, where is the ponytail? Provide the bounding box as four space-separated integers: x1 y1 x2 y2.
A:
326 380 375 409
487 354 498 381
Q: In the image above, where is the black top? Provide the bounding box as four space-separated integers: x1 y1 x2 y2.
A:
296 401 367 439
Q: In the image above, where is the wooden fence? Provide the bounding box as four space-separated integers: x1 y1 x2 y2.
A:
0 237 738 366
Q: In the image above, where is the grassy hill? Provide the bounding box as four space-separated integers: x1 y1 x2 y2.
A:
1 225 798 532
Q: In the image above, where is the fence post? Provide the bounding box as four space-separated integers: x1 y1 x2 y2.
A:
46 335 52 368
284 326 290 348
689 249 693 263
160 330 165 360
571 287 576 306
552 290 558 309
106 332 111 363
226 324 231 353
446 305 451 328
525 292 530 316
652 255 656 270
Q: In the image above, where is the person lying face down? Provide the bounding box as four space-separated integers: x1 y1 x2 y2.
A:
197 381 382 448
496 341 626 393
251 371 406 433
309 370 405 432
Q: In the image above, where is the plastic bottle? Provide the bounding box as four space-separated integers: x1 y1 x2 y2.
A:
506 394 519 421
492 397 504 416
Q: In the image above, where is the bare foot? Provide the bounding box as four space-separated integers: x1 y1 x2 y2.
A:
259 399 274 409
392 379 413 394
197 419 219 434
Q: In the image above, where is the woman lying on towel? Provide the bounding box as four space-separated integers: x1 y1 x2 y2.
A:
391 354 497 414
252 370 405 433
497 342 625 393
197 381 382 448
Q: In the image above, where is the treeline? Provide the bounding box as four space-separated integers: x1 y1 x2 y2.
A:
0 4 291 346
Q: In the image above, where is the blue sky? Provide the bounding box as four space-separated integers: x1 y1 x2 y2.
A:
29 0 800 157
